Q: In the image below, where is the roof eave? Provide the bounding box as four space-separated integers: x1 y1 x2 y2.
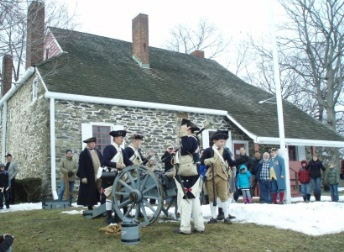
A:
0 67 35 107
256 136 344 148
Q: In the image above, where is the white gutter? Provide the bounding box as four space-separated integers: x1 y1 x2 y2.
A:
1 101 7 163
45 91 228 116
256 137 344 148
0 67 35 108
50 97 58 200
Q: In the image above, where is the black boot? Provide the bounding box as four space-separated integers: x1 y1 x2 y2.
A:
303 195 307 202
307 194 311 202
224 217 233 224
106 210 114 224
217 208 224 220
314 193 320 201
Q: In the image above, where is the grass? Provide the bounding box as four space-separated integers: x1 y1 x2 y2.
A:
0 207 344 252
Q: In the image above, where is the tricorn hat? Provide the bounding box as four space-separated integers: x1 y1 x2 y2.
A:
109 130 127 138
211 130 229 141
83 137 96 143
181 118 200 132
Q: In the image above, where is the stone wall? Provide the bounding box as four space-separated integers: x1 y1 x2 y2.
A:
54 101 253 174
5 74 50 196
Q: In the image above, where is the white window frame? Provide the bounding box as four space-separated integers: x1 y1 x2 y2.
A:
32 78 39 101
201 129 232 151
81 122 125 150
232 140 249 158
297 145 306 161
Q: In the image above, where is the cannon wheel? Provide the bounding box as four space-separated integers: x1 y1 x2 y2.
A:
112 165 163 227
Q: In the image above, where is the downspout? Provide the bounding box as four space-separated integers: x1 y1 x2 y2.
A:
1 101 7 163
50 97 58 199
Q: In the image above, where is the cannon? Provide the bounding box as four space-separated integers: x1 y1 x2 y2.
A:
83 165 178 227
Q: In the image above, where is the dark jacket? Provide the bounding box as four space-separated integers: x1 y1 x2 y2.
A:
0 235 14 252
161 151 174 172
77 148 103 206
102 145 133 188
124 147 148 165
325 167 340 185
235 155 252 175
0 171 9 189
308 160 325 179
252 157 262 175
103 145 132 169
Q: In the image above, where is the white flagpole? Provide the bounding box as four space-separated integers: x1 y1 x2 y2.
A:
268 0 291 204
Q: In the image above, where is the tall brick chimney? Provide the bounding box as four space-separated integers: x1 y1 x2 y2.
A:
132 14 149 68
26 0 45 69
190 50 205 58
1 54 13 97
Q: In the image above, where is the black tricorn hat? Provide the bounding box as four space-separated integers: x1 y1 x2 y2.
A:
83 137 96 143
181 118 200 132
109 130 127 138
132 134 143 140
211 130 229 141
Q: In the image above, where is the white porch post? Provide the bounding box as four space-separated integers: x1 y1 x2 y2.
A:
268 0 291 204
50 97 58 200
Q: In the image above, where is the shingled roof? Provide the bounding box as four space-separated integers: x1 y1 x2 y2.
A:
38 27 343 143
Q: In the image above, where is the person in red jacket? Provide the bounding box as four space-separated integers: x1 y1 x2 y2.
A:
298 160 311 202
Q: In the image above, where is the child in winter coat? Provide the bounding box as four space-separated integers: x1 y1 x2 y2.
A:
236 164 252 203
298 160 311 202
0 163 10 210
325 161 340 202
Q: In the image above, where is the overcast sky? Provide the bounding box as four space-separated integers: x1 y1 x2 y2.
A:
59 0 286 54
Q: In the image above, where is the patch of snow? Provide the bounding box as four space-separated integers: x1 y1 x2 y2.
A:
0 202 42 213
61 210 84 215
338 187 344 192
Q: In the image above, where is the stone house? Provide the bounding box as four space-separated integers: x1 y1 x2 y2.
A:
1 1 343 199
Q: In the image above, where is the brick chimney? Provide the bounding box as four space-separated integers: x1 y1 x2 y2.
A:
190 50 205 58
132 14 149 68
26 1 45 69
1 54 13 97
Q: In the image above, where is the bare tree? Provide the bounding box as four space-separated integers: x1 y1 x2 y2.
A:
278 0 344 132
0 0 76 83
164 18 231 59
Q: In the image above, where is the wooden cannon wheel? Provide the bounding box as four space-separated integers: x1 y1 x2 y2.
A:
112 165 163 227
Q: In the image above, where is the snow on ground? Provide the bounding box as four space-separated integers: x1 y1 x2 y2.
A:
1 198 344 236
338 187 344 192
61 210 84 215
227 201 344 236
0 202 42 213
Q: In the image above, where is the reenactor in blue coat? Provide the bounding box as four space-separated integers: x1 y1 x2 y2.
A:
124 134 152 166
174 119 205 235
101 130 133 225
269 148 286 204
201 131 236 224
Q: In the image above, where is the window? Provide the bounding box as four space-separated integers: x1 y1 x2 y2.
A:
288 146 297 161
32 79 38 101
81 123 124 153
92 125 111 154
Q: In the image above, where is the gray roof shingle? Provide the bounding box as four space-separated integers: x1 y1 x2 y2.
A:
38 27 344 142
